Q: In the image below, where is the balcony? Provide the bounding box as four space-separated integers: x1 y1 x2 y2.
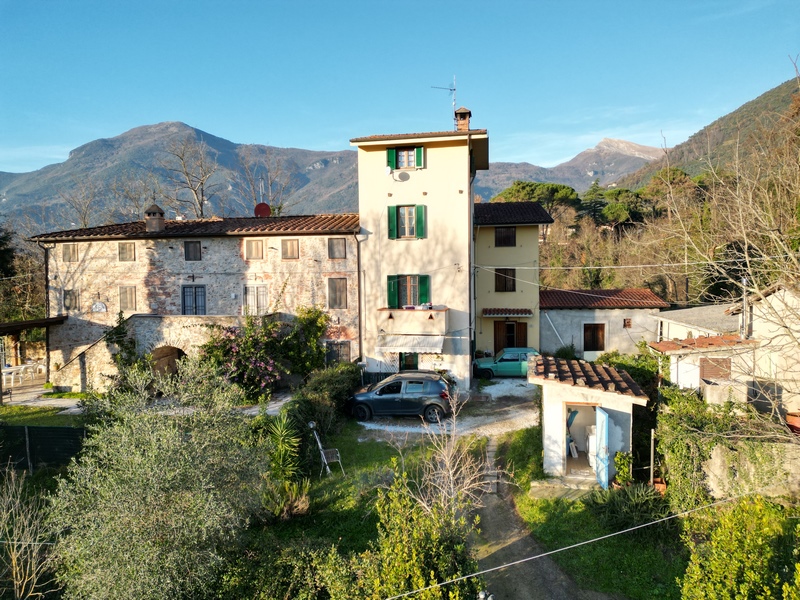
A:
377 305 448 336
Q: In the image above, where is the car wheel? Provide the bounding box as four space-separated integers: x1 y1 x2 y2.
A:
424 404 443 423
354 404 372 421
478 369 493 380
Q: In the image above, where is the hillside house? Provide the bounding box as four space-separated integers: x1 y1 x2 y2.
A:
31 206 361 391
539 288 669 360
473 202 552 356
350 107 490 388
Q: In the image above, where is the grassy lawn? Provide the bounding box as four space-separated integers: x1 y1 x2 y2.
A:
497 426 687 600
0 405 85 427
267 420 418 554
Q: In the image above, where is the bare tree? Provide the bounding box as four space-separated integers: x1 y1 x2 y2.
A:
653 81 800 420
401 391 492 518
58 177 106 229
159 136 221 219
232 145 295 216
107 171 163 221
0 468 56 599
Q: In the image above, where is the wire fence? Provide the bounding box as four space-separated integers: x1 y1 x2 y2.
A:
0 425 86 472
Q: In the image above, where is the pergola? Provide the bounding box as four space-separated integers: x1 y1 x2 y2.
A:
0 316 67 401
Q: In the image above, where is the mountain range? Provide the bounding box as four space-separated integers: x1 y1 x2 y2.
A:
0 125 659 228
1 76 796 229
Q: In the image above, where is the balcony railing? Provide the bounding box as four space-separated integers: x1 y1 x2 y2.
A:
377 306 448 336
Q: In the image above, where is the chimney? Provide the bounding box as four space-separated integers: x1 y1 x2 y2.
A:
455 107 472 132
144 204 165 233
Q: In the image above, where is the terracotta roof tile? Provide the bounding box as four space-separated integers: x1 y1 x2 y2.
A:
350 129 487 143
540 288 669 309
482 308 534 317
529 356 648 402
648 334 759 354
31 213 361 242
474 201 553 226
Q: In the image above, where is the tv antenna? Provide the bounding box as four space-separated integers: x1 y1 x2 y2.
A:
432 75 457 129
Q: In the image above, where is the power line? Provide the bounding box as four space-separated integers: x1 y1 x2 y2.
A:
385 491 758 600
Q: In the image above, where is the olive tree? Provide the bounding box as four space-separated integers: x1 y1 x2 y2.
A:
49 409 265 600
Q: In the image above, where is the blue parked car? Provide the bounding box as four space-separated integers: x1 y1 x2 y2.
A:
473 348 540 379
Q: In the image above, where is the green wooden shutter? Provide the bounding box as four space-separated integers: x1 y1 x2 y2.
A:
387 148 397 170
387 275 399 309
418 275 430 304
415 146 424 168
387 206 398 239
415 205 426 239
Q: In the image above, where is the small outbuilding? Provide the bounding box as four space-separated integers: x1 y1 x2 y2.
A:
528 356 649 488
539 288 669 360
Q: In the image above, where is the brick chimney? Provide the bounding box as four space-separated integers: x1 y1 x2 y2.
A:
144 204 165 233
455 107 472 132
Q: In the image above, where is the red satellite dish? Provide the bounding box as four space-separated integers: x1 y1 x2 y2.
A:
254 203 271 217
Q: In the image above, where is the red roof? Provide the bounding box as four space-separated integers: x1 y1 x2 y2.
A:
540 289 669 310
648 334 759 354
529 356 648 402
31 213 361 242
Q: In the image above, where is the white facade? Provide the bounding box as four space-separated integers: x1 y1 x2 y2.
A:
351 122 489 389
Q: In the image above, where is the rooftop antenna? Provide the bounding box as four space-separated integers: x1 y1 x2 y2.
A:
431 75 457 130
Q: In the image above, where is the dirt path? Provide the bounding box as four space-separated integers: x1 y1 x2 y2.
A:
473 491 620 600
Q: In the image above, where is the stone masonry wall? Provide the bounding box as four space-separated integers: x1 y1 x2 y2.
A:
47 233 361 391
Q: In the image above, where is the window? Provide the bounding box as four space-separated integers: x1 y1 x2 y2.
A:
495 268 516 292
328 238 346 259
380 381 403 395
387 274 430 308
119 286 136 311
328 278 347 309
63 289 80 312
387 205 426 239
583 323 605 352
325 341 351 364
387 146 424 170
245 239 263 260
182 285 206 315
243 285 268 315
281 239 299 259
184 241 201 261
118 242 136 262
495 227 516 247
62 244 79 263
623 318 632 329
699 357 731 380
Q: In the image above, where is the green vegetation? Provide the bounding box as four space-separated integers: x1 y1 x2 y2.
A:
0 405 84 427
41 391 90 399
497 426 686 600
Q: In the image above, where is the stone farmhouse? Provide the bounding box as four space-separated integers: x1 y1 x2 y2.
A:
31 209 360 391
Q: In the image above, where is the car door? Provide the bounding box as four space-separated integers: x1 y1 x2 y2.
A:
496 352 519 377
400 379 426 414
518 352 529 377
374 380 403 415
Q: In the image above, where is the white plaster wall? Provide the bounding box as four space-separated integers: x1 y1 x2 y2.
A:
540 308 660 357
540 383 639 477
356 138 477 389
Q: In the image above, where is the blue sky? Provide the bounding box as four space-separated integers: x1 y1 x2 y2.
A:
1 0 798 173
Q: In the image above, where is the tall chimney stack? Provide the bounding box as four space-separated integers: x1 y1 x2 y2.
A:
144 204 165 233
455 107 472 132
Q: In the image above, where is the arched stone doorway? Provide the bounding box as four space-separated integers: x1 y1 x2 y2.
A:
150 346 187 376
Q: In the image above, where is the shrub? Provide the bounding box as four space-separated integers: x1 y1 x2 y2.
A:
553 343 577 359
286 362 361 438
613 451 633 486
584 483 671 534
681 497 794 599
